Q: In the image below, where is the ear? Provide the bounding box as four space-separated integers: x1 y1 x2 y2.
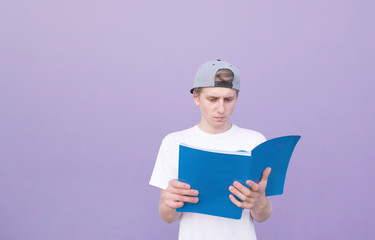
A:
193 92 200 106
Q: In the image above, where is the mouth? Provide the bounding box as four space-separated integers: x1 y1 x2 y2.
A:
214 116 226 121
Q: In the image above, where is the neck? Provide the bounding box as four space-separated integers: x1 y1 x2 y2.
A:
197 121 232 134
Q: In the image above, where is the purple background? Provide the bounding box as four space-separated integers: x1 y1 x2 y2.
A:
1 0 374 239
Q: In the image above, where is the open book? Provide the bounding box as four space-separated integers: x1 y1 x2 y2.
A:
176 135 301 219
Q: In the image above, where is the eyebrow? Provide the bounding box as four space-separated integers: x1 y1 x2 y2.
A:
206 95 235 98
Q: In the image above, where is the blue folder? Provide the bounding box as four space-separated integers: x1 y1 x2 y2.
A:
177 135 301 219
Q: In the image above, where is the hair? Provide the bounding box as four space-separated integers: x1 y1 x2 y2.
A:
193 69 238 97
215 68 234 83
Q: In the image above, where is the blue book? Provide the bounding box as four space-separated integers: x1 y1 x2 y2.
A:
177 135 301 220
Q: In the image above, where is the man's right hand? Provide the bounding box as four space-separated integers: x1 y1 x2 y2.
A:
163 179 199 209
159 179 199 223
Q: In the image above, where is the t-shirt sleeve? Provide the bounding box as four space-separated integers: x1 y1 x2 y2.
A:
258 133 267 145
149 136 178 190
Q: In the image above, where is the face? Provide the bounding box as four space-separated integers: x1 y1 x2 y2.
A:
193 87 238 133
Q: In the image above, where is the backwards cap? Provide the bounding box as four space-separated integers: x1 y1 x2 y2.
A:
190 59 240 94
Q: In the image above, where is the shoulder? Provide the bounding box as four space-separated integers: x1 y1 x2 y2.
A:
161 126 196 145
233 125 267 142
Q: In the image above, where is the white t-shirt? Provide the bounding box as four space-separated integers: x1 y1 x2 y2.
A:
149 125 266 240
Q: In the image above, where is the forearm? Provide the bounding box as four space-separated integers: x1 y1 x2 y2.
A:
159 190 182 223
250 197 272 223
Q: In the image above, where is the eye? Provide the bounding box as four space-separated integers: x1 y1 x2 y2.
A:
209 98 217 102
224 98 233 102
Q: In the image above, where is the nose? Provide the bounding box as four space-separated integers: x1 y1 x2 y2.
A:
217 99 225 114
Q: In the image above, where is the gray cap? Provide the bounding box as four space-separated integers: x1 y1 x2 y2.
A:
190 59 240 94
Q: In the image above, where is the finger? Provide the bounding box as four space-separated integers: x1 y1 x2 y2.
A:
246 180 260 192
169 193 199 204
229 194 252 209
165 199 184 209
260 167 272 182
168 187 199 196
229 194 243 208
229 185 247 201
169 179 191 190
233 181 251 197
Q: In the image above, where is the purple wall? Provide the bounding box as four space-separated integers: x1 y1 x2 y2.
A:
1 0 374 239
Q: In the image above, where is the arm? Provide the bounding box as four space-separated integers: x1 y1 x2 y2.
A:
159 179 199 223
229 167 273 223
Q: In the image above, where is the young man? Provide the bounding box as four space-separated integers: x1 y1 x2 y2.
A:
149 60 272 240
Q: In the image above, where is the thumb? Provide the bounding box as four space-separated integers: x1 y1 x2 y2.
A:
260 167 271 183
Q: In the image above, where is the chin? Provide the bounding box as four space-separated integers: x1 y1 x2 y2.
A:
212 121 227 126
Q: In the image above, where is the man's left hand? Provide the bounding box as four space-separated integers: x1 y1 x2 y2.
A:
228 167 271 212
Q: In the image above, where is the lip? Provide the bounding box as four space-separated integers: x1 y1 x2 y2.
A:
214 116 226 121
